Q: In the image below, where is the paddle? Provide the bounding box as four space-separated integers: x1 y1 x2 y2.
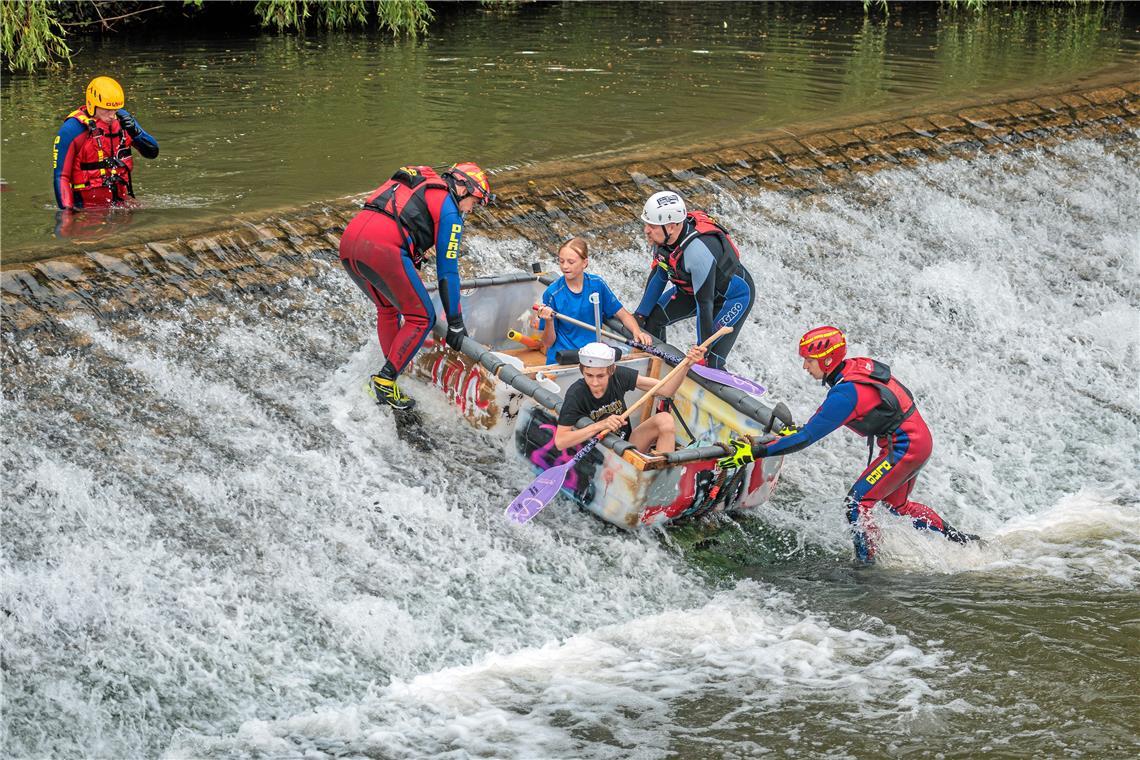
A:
534 306 766 397
589 292 603 342
506 329 543 350
505 326 732 524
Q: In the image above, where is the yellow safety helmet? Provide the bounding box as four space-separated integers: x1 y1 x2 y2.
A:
86 76 125 112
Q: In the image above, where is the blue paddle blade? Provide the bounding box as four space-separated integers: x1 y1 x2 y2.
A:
692 364 766 397
505 462 572 524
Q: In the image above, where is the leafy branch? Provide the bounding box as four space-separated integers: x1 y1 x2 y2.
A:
252 0 432 36
0 0 72 72
1 0 436 73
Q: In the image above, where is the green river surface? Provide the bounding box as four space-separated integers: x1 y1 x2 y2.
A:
1 1 1137 260
2 3 1139 759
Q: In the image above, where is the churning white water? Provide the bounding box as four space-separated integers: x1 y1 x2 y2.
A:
712 135 1140 581
3 134 1138 758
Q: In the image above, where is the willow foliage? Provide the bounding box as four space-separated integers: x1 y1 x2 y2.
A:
253 0 432 36
864 0 1078 15
1 0 72 72
1 0 436 73
373 0 433 36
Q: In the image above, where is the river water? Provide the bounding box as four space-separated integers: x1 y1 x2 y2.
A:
3 3 1140 759
1 1 1138 258
3 128 1138 756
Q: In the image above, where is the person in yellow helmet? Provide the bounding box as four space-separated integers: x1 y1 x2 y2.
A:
53 76 159 210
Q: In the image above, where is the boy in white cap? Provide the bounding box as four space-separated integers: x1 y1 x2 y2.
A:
553 341 706 454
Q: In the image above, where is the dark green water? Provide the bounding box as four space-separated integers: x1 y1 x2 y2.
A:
1 1 1137 259
677 513 1140 757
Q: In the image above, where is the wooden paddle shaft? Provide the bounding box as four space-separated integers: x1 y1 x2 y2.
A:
616 325 731 423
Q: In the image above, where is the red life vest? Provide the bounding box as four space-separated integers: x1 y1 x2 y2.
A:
362 165 451 266
65 106 135 205
834 357 917 438
651 210 742 294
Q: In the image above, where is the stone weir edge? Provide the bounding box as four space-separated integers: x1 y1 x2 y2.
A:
2 79 1136 336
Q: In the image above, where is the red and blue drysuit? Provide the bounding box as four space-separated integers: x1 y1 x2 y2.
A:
53 106 158 210
339 168 465 377
764 357 957 562
634 212 754 371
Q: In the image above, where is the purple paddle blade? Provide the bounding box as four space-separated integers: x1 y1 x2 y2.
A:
691 364 766 397
505 463 571 524
629 341 766 397
506 438 602 525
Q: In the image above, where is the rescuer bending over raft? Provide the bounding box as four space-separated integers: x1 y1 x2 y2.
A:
339 162 492 411
719 326 980 562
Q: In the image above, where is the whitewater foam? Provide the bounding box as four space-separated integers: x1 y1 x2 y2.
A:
168 584 949 758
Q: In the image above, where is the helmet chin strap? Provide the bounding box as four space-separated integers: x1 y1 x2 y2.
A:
655 223 679 246
822 360 844 387
447 178 467 204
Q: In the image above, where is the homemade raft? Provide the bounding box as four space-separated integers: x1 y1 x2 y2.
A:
408 270 794 529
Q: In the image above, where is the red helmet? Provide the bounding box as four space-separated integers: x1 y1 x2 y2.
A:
798 326 847 371
444 162 492 206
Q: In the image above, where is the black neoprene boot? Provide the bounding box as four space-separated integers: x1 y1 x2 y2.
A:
370 363 415 411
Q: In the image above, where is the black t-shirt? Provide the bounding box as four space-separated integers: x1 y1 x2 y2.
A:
558 365 640 440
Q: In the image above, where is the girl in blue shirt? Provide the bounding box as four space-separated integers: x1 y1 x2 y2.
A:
534 238 653 364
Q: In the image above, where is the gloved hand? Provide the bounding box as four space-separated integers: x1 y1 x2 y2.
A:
445 315 467 351
116 109 141 137
717 436 760 469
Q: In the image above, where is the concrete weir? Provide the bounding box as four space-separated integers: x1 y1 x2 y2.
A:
2 78 1136 339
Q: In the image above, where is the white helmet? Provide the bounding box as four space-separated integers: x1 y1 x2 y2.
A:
578 342 616 368
640 191 687 226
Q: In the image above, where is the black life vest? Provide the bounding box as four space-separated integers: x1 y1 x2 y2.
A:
834 357 917 438
651 210 742 294
362 165 450 264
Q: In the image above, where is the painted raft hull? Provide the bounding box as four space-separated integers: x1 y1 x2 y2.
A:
408 271 791 529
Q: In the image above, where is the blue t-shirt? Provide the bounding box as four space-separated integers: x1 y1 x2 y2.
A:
541 273 625 364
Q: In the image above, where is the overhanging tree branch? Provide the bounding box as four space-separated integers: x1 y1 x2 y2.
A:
60 4 165 29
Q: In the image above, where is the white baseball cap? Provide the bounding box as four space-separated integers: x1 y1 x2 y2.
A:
578 342 616 368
